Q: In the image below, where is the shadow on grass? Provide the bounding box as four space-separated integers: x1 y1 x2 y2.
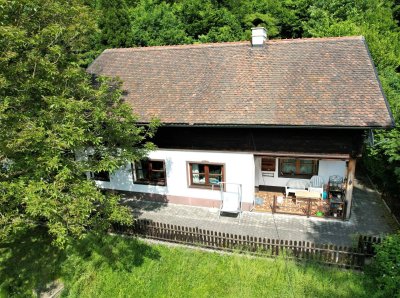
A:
69 233 161 272
0 227 66 297
0 227 161 297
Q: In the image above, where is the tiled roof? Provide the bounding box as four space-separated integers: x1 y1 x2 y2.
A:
87 36 394 128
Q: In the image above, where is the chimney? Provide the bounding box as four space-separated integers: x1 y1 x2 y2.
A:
251 27 267 46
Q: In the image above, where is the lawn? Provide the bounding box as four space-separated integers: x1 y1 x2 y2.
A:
0 228 372 298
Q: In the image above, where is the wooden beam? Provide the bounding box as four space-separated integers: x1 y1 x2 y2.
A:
253 152 350 160
345 158 356 220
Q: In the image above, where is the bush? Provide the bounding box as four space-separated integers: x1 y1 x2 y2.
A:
366 231 400 297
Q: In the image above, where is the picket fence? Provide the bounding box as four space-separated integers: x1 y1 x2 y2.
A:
111 219 381 269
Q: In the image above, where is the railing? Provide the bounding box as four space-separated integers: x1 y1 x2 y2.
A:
111 219 381 269
272 195 346 220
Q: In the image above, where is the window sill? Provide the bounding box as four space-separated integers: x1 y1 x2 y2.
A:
92 178 110 182
279 174 313 179
134 181 166 186
189 184 223 191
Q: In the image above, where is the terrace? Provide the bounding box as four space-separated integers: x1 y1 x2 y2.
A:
254 190 343 219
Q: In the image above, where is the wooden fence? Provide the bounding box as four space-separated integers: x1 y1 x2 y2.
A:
111 219 381 269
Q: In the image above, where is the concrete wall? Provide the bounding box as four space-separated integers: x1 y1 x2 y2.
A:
95 149 256 204
254 157 347 187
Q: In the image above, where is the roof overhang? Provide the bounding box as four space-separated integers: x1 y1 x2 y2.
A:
138 122 393 130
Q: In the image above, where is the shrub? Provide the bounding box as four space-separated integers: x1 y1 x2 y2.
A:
366 231 400 297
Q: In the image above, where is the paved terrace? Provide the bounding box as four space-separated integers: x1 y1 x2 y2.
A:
122 177 399 247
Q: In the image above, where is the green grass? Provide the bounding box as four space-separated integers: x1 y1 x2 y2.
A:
0 228 372 298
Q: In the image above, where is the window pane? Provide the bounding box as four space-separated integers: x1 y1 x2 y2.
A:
209 174 222 185
192 164 205 174
151 161 164 171
136 169 145 180
299 160 313 174
135 161 143 170
208 165 222 175
93 170 110 181
281 159 296 174
193 174 206 184
151 170 165 181
135 161 148 180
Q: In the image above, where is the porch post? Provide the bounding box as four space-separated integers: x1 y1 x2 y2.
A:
345 158 356 220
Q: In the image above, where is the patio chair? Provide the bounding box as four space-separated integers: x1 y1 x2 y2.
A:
216 183 242 219
309 175 324 196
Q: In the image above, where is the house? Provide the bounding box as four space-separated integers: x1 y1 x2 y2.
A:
87 28 394 220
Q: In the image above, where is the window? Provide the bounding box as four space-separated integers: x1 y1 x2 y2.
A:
279 158 318 178
88 152 110 182
261 158 276 171
90 171 110 181
189 162 224 189
133 159 166 186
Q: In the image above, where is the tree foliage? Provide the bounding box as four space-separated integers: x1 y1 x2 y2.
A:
0 0 158 246
366 231 400 297
99 0 133 47
130 0 191 46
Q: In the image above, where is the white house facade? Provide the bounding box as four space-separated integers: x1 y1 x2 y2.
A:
94 148 348 211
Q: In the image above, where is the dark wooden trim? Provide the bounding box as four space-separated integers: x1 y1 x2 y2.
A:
261 157 276 171
278 158 318 179
186 161 225 190
152 127 365 157
254 152 350 159
132 159 167 186
345 158 356 220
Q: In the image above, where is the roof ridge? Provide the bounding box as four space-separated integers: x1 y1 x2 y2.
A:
103 36 364 53
103 41 249 53
268 35 364 43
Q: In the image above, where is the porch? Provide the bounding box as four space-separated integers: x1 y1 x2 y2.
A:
254 190 344 219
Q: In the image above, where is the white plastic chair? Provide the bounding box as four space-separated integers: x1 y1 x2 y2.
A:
309 175 324 196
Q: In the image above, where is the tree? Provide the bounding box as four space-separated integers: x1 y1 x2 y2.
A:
130 0 191 46
99 0 133 47
0 0 158 247
174 0 244 42
366 231 400 297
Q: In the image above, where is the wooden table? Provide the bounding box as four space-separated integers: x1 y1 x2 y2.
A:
293 190 321 199
293 190 321 217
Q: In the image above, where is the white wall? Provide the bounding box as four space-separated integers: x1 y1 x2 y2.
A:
95 149 256 203
318 160 347 184
255 157 347 187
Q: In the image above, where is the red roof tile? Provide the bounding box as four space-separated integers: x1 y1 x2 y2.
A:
87 36 394 128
